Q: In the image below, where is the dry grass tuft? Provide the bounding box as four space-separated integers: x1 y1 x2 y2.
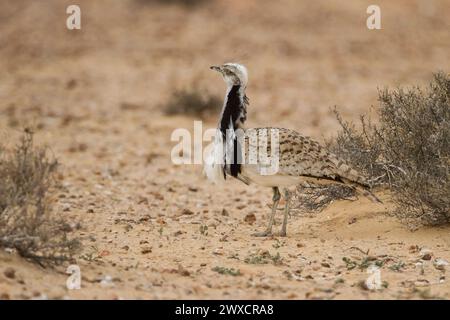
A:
0 130 80 266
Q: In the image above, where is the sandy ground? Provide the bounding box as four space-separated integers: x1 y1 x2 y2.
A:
0 0 449 299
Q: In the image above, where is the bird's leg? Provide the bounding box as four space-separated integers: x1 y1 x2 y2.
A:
278 188 291 237
252 187 280 237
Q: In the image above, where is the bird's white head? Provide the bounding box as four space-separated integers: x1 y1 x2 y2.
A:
210 63 248 89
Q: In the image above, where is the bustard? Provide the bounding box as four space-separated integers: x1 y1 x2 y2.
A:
204 63 381 237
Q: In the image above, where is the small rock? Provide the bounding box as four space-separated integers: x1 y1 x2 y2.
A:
141 247 152 254
99 250 110 257
419 248 433 260
4 268 16 279
173 230 183 237
182 208 194 215
244 213 256 225
177 265 190 277
221 209 229 216
188 187 198 192
137 196 148 205
100 275 114 288
433 258 448 271
87 208 94 213
321 262 331 268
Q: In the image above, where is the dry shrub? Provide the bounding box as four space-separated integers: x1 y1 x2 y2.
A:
0 130 79 266
326 72 450 227
292 183 356 214
163 88 221 119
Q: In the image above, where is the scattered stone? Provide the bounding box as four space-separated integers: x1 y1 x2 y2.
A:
182 208 194 215
151 192 164 201
433 258 448 271
244 213 256 225
177 265 190 277
99 250 110 257
348 217 357 225
100 275 114 288
221 209 229 216
419 248 433 260
173 230 183 237
4 268 16 279
137 196 148 205
141 247 152 254
188 187 198 192
321 262 331 268
87 208 94 213
415 262 425 275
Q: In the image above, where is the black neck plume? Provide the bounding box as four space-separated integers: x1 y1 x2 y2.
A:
219 85 248 138
218 85 249 179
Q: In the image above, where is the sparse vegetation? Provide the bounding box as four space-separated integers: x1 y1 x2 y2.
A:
293 183 356 213
212 266 241 276
199 224 208 236
389 261 406 272
163 88 222 119
245 250 283 265
0 130 79 266
310 72 450 227
79 245 102 263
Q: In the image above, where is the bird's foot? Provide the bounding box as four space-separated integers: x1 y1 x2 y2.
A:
251 230 273 237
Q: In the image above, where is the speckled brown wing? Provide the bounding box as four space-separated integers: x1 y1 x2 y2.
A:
244 127 369 186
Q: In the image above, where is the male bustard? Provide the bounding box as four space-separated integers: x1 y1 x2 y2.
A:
204 63 381 237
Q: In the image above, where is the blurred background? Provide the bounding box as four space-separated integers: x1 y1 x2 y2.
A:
1 0 449 138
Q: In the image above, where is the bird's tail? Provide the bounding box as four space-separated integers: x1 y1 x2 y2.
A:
341 177 383 204
331 156 383 204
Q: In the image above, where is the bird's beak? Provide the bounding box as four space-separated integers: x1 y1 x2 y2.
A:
210 65 222 72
